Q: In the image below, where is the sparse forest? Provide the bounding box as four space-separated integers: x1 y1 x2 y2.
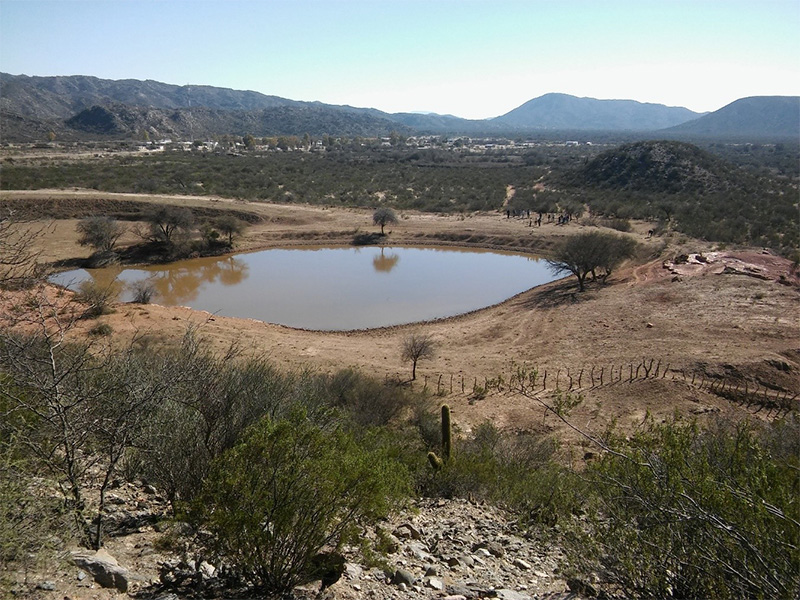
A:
2 138 797 255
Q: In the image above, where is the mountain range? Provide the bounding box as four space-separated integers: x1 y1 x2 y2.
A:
1 73 797 142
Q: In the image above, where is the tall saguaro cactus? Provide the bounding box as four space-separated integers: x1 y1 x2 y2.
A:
441 404 452 461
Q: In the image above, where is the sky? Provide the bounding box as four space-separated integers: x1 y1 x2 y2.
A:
1 0 798 119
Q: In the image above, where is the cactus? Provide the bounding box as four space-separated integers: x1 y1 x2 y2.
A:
427 451 443 471
441 404 452 461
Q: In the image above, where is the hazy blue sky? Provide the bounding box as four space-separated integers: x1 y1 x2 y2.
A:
1 0 798 118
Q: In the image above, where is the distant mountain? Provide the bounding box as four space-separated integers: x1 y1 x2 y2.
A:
564 140 738 195
659 96 800 140
0 73 303 120
62 103 413 139
0 73 413 140
492 93 703 132
0 73 793 142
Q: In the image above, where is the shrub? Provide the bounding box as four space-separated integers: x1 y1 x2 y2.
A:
76 216 125 254
76 279 119 317
88 322 113 337
567 418 800 599
129 279 156 304
194 410 410 594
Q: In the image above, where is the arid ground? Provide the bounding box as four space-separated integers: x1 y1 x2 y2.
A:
3 189 799 444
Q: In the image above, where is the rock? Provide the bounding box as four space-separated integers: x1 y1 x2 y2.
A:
513 558 532 570
567 577 598 597
494 590 533 600
72 549 130 592
443 596 468 600
344 562 363 580
447 556 462 567
459 554 475 567
407 541 434 562
476 547 492 558
485 541 505 558
447 583 479 598
36 581 57 591
424 564 439 577
426 577 445 590
391 569 416 586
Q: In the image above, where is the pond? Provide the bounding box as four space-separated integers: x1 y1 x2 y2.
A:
50 246 558 330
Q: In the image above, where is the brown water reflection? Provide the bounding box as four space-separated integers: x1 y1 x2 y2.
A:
51 246 557 330
372 248 400 273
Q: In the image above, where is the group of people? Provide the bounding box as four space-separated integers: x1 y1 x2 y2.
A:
505 209 572 227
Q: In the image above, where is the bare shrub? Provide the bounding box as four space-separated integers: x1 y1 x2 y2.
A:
130 279 156 304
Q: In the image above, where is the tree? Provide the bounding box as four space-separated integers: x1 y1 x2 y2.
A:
143 206 195 246
76 216 126 255
213 215 246 247
194 411 409 594
373 207 398 235
547 231 636 291
0 212 46 290
401 332 435 380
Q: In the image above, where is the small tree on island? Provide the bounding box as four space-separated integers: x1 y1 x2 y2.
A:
373 207 398 235
401 332 435 380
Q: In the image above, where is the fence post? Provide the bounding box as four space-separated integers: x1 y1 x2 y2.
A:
578 368 583 388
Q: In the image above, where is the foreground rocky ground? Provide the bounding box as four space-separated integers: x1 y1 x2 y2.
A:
9 478 582 600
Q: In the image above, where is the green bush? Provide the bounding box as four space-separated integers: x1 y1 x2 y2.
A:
193 410 411 594
567 418 800 599
418 420 581 527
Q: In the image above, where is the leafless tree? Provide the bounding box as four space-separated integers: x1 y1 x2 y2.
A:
401 332 435 380
0 211 49 289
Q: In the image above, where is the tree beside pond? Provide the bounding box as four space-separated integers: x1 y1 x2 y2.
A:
76 216 125 254
547 231 637 291
401 332 435 380
373 207 397 235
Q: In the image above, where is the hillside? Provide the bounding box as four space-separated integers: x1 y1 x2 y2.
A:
661 96 800 140
63 103 413 139
0 73 303 120
560 140 799 251
567 140 737 194
492 93 702 131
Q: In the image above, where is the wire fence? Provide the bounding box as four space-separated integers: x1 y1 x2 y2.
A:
412 358 798 418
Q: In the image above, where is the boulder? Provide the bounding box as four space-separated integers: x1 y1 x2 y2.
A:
72 548 130 592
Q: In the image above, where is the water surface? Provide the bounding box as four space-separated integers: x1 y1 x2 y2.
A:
51 246 557 330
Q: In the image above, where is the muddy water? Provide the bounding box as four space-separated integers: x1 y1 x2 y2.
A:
51 246 557 330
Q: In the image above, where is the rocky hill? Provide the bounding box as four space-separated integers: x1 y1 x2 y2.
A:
492 93 702 131
565 140 739 194
661 96 800 140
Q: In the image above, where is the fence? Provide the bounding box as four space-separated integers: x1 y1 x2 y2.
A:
412 358 798 419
